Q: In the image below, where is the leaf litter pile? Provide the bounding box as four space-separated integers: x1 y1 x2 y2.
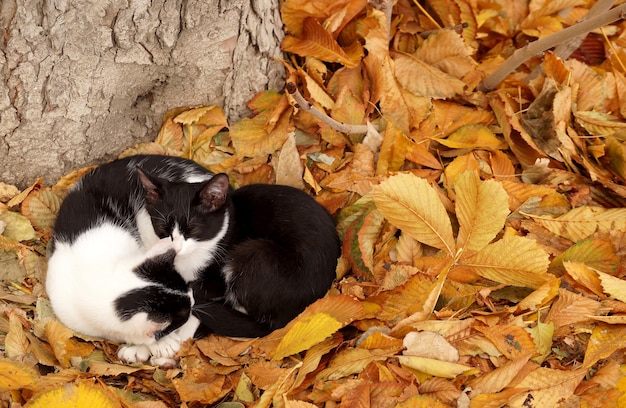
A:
3 0 626 406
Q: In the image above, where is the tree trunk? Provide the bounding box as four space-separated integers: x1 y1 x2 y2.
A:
0 0 284 188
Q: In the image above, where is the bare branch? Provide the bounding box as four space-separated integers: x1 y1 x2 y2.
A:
553 0 616 60
478 3 626 92
286 82 372 134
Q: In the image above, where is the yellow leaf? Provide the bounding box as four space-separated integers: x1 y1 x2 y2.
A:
398 356 475 379
0 358 39 391
372 173 455 254
282 18 361 68
174 106 217 125
597 270 626 303
527 318 554 363
25 381 120 408
230 108 291 158
527 206 626 242
459 236 550 288
0 211 37 241
358 331 404 351
583 324 626 368
455 171 510 252
437 124 507 151
261 295 363 359
273 313 342 360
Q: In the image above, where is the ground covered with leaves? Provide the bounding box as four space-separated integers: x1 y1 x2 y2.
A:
2 0 626 406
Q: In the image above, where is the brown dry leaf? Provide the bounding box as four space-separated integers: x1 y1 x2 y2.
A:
508 367 587 407
392 51 467 99
412 29 476 79
45 320 95 368
545 289 601 333
5 312 29 358
21 188 63 233
274 132 304 189
526 206 626 242
280 0 367 36
574 111 626 136
475 324 536 360
468 352 533 395
282 18 362 68
371 172 455 255
563 261 604 297
315 348 390 381
0 211 37 242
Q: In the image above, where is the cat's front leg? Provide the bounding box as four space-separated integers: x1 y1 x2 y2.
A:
117 316 201 367
148 316 201 366
117 344 152 365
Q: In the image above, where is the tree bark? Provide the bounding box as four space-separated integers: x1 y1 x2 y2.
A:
0 0 284 188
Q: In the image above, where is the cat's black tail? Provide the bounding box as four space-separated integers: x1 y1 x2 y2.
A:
192 301 273 339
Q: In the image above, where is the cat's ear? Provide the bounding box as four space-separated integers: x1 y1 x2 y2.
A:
198 173 229 213
136 167 162 205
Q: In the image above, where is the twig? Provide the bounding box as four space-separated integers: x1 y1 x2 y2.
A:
553 0 616 60
478 4 626 92
286 82 372 134
369 0 395 42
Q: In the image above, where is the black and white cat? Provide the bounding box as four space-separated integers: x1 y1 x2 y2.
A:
47 155 226 365
185 178 341 338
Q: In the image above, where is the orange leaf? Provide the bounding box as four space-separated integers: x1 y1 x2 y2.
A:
282 18 362 68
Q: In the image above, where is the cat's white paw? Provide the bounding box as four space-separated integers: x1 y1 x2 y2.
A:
148 333 182 360
117 344 152 364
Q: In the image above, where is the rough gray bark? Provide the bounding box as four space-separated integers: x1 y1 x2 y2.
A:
0 0 284 188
